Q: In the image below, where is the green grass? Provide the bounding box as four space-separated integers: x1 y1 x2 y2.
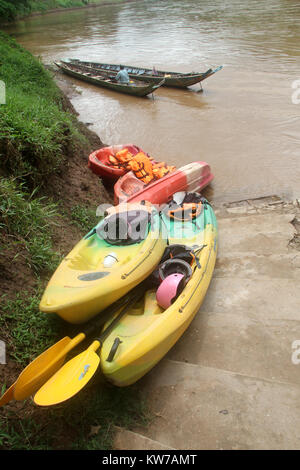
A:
0 31 87 185
0 178 61 274
0 289 64 365
70 204 100 232
0 381 150 449
0 287 150 450
0 32 87 274
0 285 151 450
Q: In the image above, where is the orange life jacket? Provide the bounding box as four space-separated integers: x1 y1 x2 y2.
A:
108 149 176 183
168 203 202 221
108 149 134 168
115 148 134 163
127 152 154 184
152 162 176 179
108 155 119 165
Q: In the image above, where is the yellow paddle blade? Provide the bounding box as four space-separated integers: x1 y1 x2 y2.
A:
14 334 85 401
34 340 101 407
0 384 15 407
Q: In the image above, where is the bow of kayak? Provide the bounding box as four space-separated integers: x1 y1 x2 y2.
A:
39 203 166 324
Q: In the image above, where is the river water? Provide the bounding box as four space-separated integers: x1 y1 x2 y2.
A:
3 0 300 202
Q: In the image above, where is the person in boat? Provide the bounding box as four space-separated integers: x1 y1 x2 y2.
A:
152 66 158 76
116 65 130 84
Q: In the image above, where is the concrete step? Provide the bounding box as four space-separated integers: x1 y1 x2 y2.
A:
113 426 176 450
215 253 300 279
214 197 298 220
136 360 300 450
200 278 300 321
167 311 300 385
217 213 295 255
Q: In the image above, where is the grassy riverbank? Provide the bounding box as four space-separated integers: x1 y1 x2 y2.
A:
0 32 82 184
0 32 149 450
0 0 127 22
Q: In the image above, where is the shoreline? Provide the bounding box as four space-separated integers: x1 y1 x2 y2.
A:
1 0 140 24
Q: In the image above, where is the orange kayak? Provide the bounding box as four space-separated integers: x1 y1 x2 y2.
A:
114 161 214 205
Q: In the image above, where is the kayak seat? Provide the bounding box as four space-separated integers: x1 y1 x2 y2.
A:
97 210 151 246
126 210 151 242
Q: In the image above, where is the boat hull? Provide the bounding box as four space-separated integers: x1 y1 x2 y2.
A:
114 161 214 205
88 144 144 181
55 61 164 97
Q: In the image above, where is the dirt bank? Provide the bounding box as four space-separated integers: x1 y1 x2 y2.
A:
0 31 149 452
0 67 112 300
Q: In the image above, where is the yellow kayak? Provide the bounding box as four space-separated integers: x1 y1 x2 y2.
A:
100 196 218 386
39 202 166 324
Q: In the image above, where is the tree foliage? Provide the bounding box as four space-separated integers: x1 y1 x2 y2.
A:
0 0 31 20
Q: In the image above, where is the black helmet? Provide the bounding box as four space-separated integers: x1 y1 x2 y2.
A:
159 258 192 283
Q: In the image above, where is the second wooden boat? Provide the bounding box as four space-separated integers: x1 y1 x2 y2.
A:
64 58 223 89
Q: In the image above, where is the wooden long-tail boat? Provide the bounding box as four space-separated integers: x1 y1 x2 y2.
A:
62 58 223 89
55 61 165 97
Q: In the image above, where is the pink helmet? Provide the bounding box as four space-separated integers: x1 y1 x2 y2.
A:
156 273 185 310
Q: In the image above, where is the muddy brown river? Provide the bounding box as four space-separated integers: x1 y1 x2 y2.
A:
3 0 300 202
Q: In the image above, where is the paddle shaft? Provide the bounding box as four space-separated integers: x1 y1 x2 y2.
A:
76 289 135 339
65 288 146 367
95 287 147 347
72 287 147 357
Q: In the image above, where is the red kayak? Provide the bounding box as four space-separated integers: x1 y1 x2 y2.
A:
114 161 214 205
88 144 145 181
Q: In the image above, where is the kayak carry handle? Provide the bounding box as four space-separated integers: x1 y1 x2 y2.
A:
106 337 123 362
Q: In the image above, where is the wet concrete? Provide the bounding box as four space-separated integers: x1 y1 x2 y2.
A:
114 196 300 450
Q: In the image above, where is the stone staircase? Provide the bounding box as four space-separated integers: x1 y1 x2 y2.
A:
114 196 300 450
